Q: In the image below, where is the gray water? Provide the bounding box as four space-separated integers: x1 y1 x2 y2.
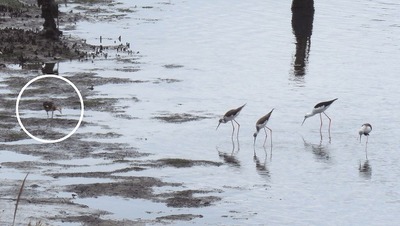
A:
10 0 400 225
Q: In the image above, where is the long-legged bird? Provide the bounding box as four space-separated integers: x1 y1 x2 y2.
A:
359 123 372 159
43 101 62 118
253 108 274 149
302 98 338 138
216 104 246 138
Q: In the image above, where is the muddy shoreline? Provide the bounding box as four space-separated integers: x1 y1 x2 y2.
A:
0 1 222 225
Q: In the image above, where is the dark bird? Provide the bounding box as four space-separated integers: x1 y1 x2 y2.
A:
253 108 274 148
216 104 246 138
43 101 62 118
302 98 338 138
88 85 94 90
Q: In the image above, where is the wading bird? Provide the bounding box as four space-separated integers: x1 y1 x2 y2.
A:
302 98 338 138
253 108 274 149
43 101 62 118
359 123 372 159
216 104 246 138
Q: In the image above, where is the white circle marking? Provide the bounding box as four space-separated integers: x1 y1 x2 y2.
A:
16 74 84 143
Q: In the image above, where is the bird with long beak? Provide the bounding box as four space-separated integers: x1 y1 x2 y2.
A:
43 101 62 118
253 108 274 148
302 98 338 138
216 104 246 138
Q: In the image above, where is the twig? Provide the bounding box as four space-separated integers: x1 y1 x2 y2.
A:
12 172 29 226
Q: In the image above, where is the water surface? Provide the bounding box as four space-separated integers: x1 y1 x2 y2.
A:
19 0 400 224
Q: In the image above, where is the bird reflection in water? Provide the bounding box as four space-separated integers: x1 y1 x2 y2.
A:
216 141 240 168
253 152 270 180
359 160 372 180
302 137 331 162
254 141 272 161
291 0 314 77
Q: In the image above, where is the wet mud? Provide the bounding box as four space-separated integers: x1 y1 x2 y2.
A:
0 0 223 225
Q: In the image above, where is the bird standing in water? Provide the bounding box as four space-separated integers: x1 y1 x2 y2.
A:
253 108 274 149
43 101 62 118
302 98 338 139
216 104 246 139
359 123 372 159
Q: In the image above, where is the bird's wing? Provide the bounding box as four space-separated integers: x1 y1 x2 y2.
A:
314 98 338 108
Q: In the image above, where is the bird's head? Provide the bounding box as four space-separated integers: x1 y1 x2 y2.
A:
253 129 260 145
358 129 363 142
253 127 260 138
301 113 312 125
216 119 225 130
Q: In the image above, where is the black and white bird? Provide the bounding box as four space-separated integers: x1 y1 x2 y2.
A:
216 104 246 137
253 108 274 148
359 123 372 142
359 123 372 159
43 101 62 118
302 98 338 137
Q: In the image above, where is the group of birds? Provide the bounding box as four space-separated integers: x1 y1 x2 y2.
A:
42 97 373 157
216 98 373 155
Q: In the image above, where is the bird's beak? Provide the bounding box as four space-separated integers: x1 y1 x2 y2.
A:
301 117 306 126
359 134 362 143
253 136 257 146
216 122 221 130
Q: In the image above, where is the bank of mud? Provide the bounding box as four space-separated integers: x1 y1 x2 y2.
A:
0 0 223 225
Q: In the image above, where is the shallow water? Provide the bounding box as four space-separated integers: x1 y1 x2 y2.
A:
5 0 400 225
64 0 400 225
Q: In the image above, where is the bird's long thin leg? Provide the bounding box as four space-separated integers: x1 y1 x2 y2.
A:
365 136 369 159
319 113 323 140
319 113 323 131
51 111 54 119
46 111 49 118
366 135 369 159
234 119 240 137
263 127 268 147
323 112 332 139
231 121 235 139
267 126 273 150
231 135 235 153
234 119 240 149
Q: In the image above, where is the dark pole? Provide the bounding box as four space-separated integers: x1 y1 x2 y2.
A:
291 0 314 76
37 0 62 39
